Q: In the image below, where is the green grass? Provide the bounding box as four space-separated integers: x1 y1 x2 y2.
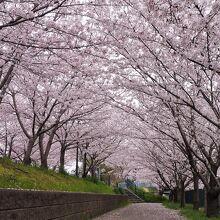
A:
0 157 115 194
163 201 220 220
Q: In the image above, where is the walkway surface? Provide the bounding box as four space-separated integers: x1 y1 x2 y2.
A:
94 203 186 220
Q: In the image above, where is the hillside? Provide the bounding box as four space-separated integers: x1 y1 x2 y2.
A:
0 158 115 194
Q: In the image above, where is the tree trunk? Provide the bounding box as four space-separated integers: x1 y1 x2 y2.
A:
173 188 178 203
169 191 173 202
59 146 66 173
177 187 181 204
4 130 8 156
8 144 12 159
82 151 87 178
82 143 89 178
206 190 220 217
0 64 15 105
39 134 45 167
23 138 35 165
107 175 111 186
206 165 219 217
7 136 14 159
91 166 96 178
75 141 79 177
41 127 58 169
193 173 200 210
41 156 48 169
39 126 58 169
180 181 185 208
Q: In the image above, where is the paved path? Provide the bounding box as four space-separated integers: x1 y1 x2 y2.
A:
94 203 186 220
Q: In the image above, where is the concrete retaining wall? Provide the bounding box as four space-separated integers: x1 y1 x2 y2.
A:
0 189 128 220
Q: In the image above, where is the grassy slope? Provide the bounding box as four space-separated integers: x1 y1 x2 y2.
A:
163 201 220 220
0 158 115 194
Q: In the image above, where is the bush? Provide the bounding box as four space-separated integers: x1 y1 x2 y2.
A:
113 187 124 195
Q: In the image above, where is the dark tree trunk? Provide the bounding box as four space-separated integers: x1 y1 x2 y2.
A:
206 165 220 217
0 64 15 105
59 146 66 173
7 136 14 159
206 190 220 217
173 188 178 203
75 142 79 177
41 127 58 169
39 134 45 168
8 144 12 159
174 188 180 203
23 138 35 165
180 181 185 208
39 126 58 169
107 175 111 186
177 187 181 204
82 152 87 178
169 192 173 202
41 156 48 169
91 166 96 178
193 173 200 210
4 131 8 156
170 189 178 203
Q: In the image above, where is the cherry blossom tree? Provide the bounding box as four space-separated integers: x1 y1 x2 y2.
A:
1 1 220 216
92 0 220 216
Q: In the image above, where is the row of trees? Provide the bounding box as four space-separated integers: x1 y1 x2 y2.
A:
96 0 220 217
0 0 220 217
0 1 128 179
0 67 126 176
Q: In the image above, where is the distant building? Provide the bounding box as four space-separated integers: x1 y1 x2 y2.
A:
118 179 158 192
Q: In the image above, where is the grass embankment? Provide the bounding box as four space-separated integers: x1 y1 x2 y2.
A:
0 158 115 194
163 201 220 220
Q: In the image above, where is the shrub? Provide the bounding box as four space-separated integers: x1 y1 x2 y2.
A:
113 187 124 195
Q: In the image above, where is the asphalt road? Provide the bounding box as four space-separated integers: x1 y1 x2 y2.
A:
94 203 186 220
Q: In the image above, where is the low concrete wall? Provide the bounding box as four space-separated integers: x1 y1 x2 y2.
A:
0 189 128 220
